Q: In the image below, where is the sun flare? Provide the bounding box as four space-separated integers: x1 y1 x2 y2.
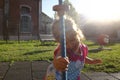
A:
72 0 120 22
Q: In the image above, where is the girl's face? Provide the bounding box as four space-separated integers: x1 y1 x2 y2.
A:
66 39 80 53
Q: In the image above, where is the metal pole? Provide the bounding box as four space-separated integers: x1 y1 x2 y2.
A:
3 0 9 43
59 0 67 80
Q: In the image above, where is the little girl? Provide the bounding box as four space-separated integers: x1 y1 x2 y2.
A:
53 17 102 80
44 17 102 80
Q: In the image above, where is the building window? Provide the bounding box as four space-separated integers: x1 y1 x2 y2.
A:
20 6 32 33
20 15 32 32
21 6 30 14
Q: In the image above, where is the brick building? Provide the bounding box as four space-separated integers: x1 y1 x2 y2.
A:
0 0 42 40
40 12 53 34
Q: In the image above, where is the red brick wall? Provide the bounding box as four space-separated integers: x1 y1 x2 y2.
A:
0 0 3 9
9 0 40 35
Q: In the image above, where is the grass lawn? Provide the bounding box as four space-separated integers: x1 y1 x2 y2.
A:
83 41 120 73
0 40 120 73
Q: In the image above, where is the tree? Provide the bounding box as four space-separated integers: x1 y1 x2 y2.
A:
64 0 81 25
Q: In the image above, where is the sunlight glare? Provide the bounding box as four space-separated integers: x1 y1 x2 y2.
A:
73 0 120 21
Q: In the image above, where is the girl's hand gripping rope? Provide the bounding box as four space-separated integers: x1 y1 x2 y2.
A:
53 56 69 72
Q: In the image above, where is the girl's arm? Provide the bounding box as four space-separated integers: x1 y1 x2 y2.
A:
85 57 102 64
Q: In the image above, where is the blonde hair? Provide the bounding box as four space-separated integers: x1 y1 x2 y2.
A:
52 17 85 49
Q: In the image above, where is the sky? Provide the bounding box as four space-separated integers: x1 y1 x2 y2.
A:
42 0 120 22
42 0 58 18
42 0 80 18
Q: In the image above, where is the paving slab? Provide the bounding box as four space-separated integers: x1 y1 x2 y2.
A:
109 72 120 80
81 72 90 80
32 61 50 80
0 61 120 80
4 61 32 80
0 62 10 80
85 72 119 80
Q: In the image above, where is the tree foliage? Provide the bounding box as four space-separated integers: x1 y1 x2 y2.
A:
64 0 81 25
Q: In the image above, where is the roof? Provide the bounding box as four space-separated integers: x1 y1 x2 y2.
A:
41 12 53 22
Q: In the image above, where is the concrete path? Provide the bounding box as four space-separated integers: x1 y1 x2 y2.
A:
0 61 120 80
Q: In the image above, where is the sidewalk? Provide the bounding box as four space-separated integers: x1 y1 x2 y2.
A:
0 61 120 80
